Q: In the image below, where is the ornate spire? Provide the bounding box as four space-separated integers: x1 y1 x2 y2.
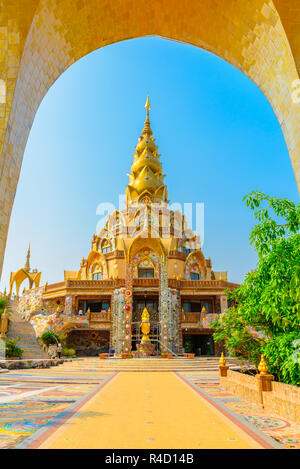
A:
126 95 168 205
24 243 30 272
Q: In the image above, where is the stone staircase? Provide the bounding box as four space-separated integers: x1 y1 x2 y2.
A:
92 356 238 372
6 311 48 359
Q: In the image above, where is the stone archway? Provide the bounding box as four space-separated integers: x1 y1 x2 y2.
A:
0 0 299 278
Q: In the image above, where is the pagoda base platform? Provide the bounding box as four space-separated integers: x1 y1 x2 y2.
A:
135 343 156 357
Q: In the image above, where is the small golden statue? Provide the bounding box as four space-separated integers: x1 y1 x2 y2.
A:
0 308 9 339
140 307 151 344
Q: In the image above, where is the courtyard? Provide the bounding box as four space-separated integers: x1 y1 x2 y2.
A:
0 357 299 449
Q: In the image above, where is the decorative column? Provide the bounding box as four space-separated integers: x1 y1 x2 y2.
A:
159 256 171 353
111 288 125 354
64 295 75 316
169 288 180 354
220 295 228 315
122 260 133 354
218 352 229 377
256 355 274 406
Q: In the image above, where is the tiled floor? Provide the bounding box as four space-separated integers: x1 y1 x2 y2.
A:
0 358 298 449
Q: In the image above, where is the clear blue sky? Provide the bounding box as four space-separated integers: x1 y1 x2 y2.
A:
1 37 298 291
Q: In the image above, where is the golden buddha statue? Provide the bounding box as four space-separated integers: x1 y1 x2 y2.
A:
140 307 151 344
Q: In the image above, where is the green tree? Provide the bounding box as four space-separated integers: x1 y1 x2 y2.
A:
212 191 300 385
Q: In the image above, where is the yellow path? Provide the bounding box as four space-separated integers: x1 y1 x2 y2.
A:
40 372 262 449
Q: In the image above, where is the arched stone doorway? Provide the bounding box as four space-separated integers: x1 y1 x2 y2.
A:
0 0 299 278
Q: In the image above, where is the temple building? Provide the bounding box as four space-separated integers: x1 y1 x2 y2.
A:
13 97 238 357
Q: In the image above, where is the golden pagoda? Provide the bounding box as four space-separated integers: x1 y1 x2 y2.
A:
14 96 238 357
126 95 168 205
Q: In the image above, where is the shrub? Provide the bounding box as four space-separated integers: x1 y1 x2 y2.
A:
62 347 76 358
58 333 67 345
40 331 59 347
183 335 193 353
5 338 23 358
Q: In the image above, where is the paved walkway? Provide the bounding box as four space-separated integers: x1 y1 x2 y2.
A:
38 372 264 449
0 358 298 449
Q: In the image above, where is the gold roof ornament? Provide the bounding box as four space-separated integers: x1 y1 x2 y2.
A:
258 354 269 375
126 95 168 205
24 243 31 272
145 94 151 112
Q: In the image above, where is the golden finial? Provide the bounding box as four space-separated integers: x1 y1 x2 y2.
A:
219 352 226 367
145 94 151 112
201 306 206 314
258 354 268 375
126 95 168 204
24 243 31 272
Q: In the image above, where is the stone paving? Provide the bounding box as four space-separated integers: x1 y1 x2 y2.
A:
0 358 298 449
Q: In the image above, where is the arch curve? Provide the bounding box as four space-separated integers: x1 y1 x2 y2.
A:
0 0 299 280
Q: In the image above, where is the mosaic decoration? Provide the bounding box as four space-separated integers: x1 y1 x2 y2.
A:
67 330 109 356
0 360 113 449
201 313 219 329
97 228 116 252
64 295 73 316
88 255 108 279
30 312 57 337
111 288 126 354
159 256 170 352
132 248 159 278
168 288 180 353
123 261 133 353
184 253 205 280
17 287 45 320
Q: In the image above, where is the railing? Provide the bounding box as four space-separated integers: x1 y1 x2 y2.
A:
66 279 125 289
44 281 65 292
169 279 238 289
133 278 159 287
90 311 111 322
180 312 202 323
168 251 187 260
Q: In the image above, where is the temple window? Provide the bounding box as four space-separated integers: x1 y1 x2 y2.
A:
182 300 213 313
183 241 192 254
92 272 102 280
101 239 111 254
138 268 154 278
191 272 200 280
